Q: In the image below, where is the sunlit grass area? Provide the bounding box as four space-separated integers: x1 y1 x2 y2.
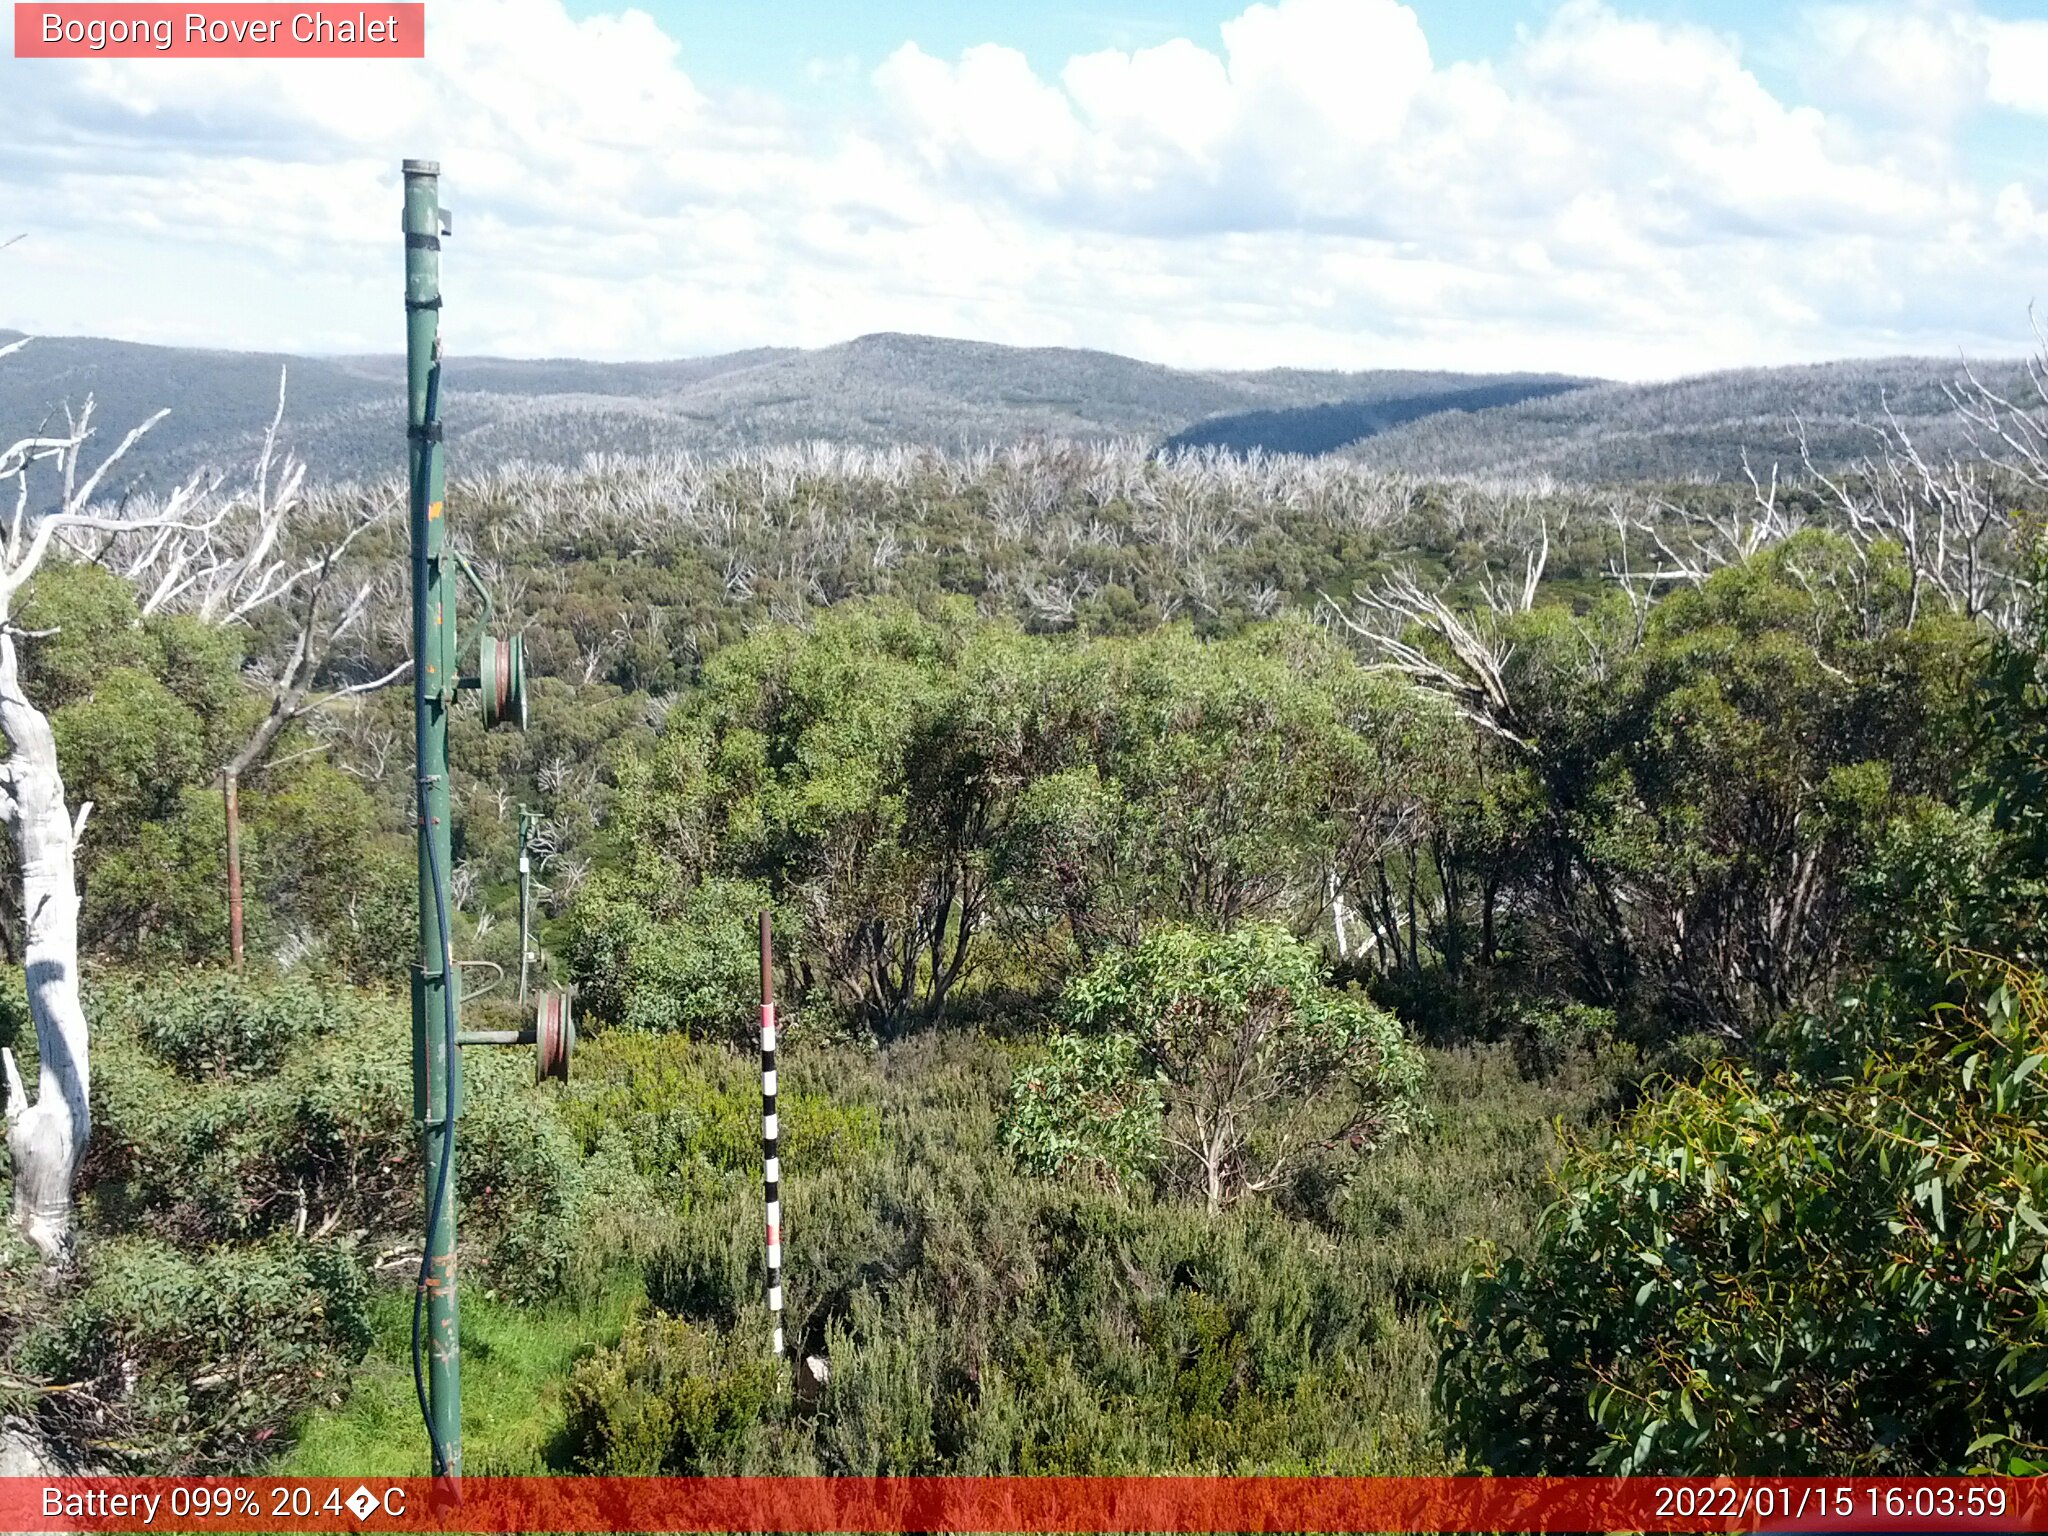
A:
284 1272 644 1476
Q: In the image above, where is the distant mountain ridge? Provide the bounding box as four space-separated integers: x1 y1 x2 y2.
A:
0 329 1590 487
0 328 2021 488
1344 356 2028 482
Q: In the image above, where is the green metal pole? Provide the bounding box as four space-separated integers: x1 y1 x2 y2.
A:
404 157 462 1481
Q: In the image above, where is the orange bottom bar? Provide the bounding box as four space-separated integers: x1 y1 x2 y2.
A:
1 1476 2040 1534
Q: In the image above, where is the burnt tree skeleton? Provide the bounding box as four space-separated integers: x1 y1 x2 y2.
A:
121 371 409 965
0 346 400 1252
0 371 231 1257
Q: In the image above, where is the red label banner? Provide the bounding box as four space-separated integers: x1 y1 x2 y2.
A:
13 4 424 57
0 1477 2037 1533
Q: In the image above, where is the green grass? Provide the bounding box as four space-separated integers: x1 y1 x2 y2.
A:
280 1270 644 1476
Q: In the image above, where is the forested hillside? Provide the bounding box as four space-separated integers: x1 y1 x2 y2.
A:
1 340 2046 1477
6 327 2026 493
1351 355 2028 483
0 329 1580 486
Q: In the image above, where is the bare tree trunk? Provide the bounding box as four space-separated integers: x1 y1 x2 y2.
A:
0 629 89 1259
0 354 357 1257
1200 1117 1231 1217
224 769 245 966
211 596 409 967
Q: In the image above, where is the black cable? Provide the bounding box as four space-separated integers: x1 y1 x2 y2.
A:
409 349 458 1480
412 823 458 1478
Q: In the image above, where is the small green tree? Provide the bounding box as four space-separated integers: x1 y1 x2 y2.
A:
609 600 1001 1031
566 874 782 1041
1000 1031 1161 1190
1091 622 1371 931
1435 957 2048 1475
1341 535 1984 1036
1057 924 1425 1214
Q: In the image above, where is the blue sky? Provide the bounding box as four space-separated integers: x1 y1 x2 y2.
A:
4 0 2047 378
570 0 1770 89
560 0 2046 126
569 0 1515 81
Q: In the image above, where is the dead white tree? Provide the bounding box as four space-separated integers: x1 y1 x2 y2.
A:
0 366 229 1258
1319 539 1545 973
1952 323 2048 493
0 347 408 1247
106 373 408 965
210 568 406 966
1599 365 2040 638
1323 548 1540 752
1594 456 1803 619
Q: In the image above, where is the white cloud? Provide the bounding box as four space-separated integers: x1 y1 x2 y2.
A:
1801 3 2048 124
877 42 1086 200
1986 19 2048 117
0 0 2043 380
1216 0 1434 144
876 0 1967 244
1801 1 1988 128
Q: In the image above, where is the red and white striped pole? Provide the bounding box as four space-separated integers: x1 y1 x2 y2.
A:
759 910 784 1361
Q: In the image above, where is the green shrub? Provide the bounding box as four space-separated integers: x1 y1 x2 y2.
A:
458 1050 603 1302
98 968 348 1081
787 1168 1435 1473
84 970 606 1298
25 1236 371 1473
645 1184 756 1322
1054 924 1426 1212
817 1288 944 1473
1506 1001 1623 1080
85 1000 413 1246
3 964 680 1475
1436 957 2048 1475
566 875 780 1042
561 1309 782 1473
999 1031 1161 1188
315 844 417 991
556 1032 879 1183
0 962 32 1061
667 1034 1487 1471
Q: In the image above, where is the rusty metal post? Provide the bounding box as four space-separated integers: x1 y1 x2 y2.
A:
223 771 245 966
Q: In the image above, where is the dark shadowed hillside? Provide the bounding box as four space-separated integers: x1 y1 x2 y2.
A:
1345 355 2029 482
1166 378 1586 455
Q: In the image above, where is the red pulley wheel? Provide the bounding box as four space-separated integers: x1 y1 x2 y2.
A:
535 990 573 1083
479 633 528 733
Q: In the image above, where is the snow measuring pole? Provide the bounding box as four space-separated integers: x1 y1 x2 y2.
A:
761 912 785 1362
404 157 462 1482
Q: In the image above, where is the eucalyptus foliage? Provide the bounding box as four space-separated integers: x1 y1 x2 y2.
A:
1438 958 2048 1473
1000 1032 1162 1190
1052 924 1426 1213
